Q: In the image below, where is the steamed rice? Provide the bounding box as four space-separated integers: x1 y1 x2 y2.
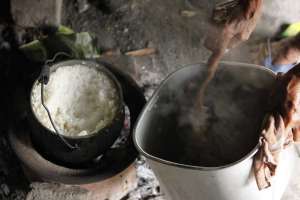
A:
31 64 120 137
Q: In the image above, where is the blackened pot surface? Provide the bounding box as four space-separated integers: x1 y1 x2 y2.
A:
28 60 125 167
9 59 146 183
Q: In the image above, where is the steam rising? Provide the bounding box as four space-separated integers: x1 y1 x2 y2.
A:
141 64 274 167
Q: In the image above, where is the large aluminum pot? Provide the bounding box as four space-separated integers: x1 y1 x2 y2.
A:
133 62 298 200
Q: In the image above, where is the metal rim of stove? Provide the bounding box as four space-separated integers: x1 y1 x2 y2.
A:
8 60 146 184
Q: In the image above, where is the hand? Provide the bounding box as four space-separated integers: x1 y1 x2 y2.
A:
254 63 300 190
204 0 263 53
276 63 300 127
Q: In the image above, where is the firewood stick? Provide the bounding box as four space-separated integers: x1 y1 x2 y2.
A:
125 48 156 57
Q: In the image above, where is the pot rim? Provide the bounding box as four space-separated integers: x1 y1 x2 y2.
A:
30 59 124 139
133 61 276 171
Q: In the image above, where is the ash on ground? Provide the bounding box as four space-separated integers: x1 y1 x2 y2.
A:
128 157 164 200
1 0 300 199
126 83 165 200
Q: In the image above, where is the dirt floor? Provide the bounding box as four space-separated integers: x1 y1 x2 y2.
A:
0 0 300 199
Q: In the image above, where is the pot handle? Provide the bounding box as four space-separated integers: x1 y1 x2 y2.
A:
38 52 79 150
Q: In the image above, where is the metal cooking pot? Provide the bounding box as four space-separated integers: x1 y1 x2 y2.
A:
133 62 299 200
28 60 124 168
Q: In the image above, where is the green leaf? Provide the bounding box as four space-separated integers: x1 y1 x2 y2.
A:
281 22 300 38
19 25 99 62
57 25 75 35
75 32 99 58
19 40 48 62
42 34 80 59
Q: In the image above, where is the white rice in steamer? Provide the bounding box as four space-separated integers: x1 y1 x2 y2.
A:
31 65 120 137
